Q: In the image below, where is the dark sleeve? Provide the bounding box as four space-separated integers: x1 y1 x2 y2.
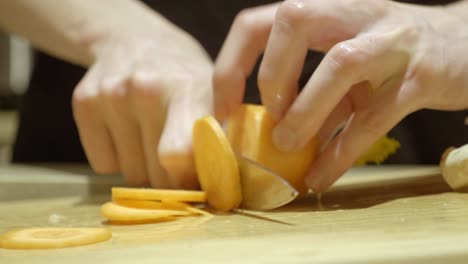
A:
12 52 88 162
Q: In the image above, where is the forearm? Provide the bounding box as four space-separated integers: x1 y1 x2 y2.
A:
0 0 174 67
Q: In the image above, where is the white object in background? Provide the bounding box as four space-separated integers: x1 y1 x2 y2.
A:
9 35 32 95
440 144 468 191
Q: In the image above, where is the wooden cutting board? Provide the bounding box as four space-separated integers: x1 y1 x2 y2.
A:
1 164 468 263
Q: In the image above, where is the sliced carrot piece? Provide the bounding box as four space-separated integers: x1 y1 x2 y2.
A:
113 199 167 210
101 201 190 222
111 187 207 202
192 116 242 212
104 218 177 226
226 104 318 195
0 227 111 249
160 200 213 216
184 205 213 216
113 199 210 216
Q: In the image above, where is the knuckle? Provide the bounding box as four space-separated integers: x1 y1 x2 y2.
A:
327 41 366 73
130 75 162 99
277 0 310 27
99 78 128 101
130 69 158 88
234 8 260 33
233 6 273 38
72 85 98 114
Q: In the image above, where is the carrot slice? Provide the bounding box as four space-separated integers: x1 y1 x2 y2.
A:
0 227 111 249
160 200 213 216
192 116 242 211
105 218 176 225
113 199 210 216
111 187 207 203
113 199 167 210
100 201 190 222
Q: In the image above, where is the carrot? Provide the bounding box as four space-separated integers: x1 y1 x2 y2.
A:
113 199 209 215
226 104 318 195
111 187 207 203
100 201 190 222
160 200 213 216
0 227 111 249
192 116 242 211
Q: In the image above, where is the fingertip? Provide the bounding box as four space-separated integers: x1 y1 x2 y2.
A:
272 124 297 152
304 165 334 193
90 158 120 175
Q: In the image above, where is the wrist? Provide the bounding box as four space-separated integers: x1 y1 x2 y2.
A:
424 6 468 39
71 2 181 65
437 1 468 38
444 0 468 22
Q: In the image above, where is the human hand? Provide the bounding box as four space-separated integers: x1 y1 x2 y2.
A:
72 15 213 189
214 0 468 192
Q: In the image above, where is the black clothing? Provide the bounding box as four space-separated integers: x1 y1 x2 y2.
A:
12 0 467 164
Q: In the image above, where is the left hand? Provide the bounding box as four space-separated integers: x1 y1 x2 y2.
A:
214 0 468 192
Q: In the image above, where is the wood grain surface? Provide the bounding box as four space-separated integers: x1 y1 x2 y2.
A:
1 164 468 263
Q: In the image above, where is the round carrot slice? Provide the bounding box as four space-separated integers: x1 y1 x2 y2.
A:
113 199 210 216
100 201 190 222
111 187 207 202
0 227 111 249
113 199 167 210
192 116 242 211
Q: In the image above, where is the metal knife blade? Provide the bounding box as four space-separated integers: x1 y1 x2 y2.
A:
235 154 299 211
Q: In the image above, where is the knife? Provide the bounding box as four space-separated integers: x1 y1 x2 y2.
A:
235 154 299 211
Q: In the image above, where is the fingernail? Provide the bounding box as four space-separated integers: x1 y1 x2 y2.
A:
272 125 297 152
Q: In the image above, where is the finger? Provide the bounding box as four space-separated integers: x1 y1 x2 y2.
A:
72 64 119 174
213 4 278 121
272 34 409 152
258 0 387 121
316 97 351 151
159 78 212 190
257 2 310 120
306 79 415 192
316 82 372 150
130 69 171 189
99 66 148 186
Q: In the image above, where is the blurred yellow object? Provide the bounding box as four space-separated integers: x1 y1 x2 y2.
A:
354 136 401 166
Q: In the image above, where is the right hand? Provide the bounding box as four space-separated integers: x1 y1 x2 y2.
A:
72 13 213 189
214 0 468 192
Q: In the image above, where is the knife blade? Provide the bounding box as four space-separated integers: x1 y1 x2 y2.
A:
235 154 299 211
